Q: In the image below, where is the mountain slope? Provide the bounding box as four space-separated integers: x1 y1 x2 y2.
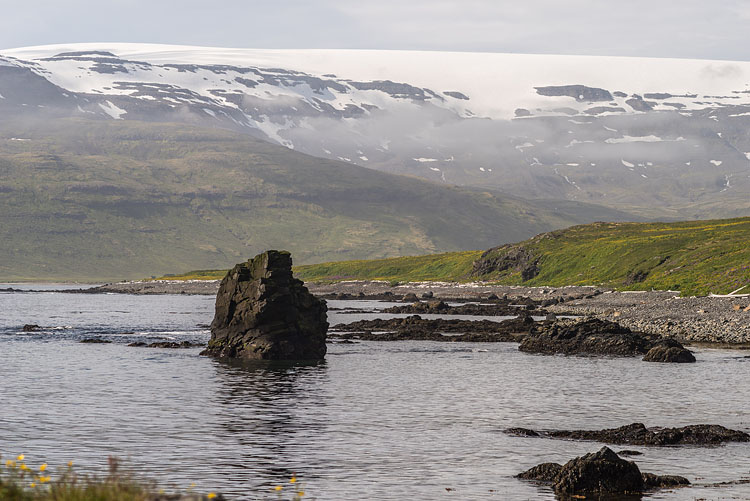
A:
3 44 750 217
0 117 634 281
295 217 750 296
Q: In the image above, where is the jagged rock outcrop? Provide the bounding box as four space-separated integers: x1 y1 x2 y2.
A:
471 244 540 281
202 250 328 360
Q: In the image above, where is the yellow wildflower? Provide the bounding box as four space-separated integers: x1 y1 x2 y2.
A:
290 477 297 484
274 486 283 491
5 460 14 468
298 492 305 497
207 493 217 499
39 476 51 483
17 454 24 461
20 463 28 471
67 461 74 468
39 463 47 472
30 483 36 488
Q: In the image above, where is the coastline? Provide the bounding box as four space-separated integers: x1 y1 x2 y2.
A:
62 279 750 345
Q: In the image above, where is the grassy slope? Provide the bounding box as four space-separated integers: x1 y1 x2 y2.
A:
154 251 482 282
291 217 750 296
0 117 632 281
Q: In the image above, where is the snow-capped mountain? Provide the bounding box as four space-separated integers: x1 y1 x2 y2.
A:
3 43 750 216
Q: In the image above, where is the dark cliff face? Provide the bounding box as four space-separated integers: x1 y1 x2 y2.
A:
204 250 328 360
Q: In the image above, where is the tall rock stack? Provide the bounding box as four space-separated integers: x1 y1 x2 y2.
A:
202 250 328 360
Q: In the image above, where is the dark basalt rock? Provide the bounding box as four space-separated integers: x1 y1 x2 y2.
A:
533 422 749 446
384 300 529 316
471 244 540 280
518 447 645 495
518 449 690 494
330 314 534 342
202 251 328 360
519 318 654 356
22 324 40 331
80 338 112 344
554 447 644 495
642 339 696 363
518 318 694 362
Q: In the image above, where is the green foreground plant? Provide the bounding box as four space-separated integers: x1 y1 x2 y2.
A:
0 454 221 501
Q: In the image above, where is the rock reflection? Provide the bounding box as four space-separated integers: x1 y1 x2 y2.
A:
211 358 328 492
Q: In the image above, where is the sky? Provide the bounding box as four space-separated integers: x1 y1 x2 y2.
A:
3 0 750 61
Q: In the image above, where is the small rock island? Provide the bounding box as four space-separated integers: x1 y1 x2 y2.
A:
202 250 328 360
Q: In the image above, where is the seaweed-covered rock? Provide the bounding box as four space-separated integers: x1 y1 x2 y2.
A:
202 251 328 360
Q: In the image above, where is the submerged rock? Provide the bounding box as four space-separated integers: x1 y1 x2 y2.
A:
642 472 690 489
514 422 749 446
129 341 204 349
202 250 328 360
22 324 40 331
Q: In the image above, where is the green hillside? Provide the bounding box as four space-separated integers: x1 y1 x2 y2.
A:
294 217 750 296
0 117 633 281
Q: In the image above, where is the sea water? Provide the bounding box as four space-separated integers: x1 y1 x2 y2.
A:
1 288 749 500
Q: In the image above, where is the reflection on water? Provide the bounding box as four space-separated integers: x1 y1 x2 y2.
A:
212 359 328 492
1 292 750 499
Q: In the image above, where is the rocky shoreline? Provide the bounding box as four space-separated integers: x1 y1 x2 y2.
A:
27 279 750 344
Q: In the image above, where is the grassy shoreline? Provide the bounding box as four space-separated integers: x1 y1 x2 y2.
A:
152 216 750 297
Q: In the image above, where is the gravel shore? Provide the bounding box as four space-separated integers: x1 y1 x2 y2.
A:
88 280 750 344
547 291 750 344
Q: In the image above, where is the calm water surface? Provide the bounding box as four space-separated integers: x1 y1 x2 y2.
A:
1 288 749 500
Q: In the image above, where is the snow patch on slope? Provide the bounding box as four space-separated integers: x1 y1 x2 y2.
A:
98 100 126 119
